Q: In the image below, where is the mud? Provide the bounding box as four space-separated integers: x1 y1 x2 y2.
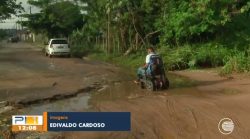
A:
0 41 129 104
60 72 250 139
1 42 250 139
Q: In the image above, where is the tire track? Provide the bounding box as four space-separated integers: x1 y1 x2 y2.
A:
189 108 198 129
166 98 183 138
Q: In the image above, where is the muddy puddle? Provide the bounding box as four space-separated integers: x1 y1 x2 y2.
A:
19 94 91 114
2 72 237 139
17 73 199 115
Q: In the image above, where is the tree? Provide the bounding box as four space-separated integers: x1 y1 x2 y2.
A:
23 0 84 37
0 29 7 40
0 0 23 20
72 0 250 54
157 0 250 45
76 0 163 54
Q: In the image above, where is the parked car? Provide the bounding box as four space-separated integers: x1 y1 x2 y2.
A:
45 38 70 58
7 36 19 43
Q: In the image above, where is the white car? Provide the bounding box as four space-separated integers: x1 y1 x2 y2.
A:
45 38 70 58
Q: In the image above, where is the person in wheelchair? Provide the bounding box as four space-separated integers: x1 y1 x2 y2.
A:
134 46 160 84
135 47 168 90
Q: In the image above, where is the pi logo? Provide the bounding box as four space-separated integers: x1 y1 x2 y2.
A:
13 116 26 125
12 115 42 125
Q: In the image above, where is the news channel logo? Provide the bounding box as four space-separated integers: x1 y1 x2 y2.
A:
12 115 43 125
218 118 234 135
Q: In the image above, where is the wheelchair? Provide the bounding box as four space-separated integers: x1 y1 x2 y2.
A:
139 55 169 91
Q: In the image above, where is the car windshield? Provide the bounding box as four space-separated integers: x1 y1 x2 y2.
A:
51 40 68 44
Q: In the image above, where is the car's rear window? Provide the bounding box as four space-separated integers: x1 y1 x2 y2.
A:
51 40 68 44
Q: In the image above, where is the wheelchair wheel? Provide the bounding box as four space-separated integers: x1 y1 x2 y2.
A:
140 81 145 89
163 77 169 89
146 80 156 91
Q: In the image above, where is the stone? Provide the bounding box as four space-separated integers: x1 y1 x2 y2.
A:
0 106 14 114
0 101 8 108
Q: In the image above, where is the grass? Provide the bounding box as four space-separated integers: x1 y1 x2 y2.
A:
87 43 250 76
71 25 250 76
71 44 101 58
220 52 250 75
89 52 145 70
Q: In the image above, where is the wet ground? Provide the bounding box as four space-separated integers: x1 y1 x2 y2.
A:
1 41 250 139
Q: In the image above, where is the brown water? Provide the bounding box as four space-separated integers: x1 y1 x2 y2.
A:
19 73 198 115
9 71 248 139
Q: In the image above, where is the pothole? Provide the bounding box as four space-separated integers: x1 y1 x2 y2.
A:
16 83 103 108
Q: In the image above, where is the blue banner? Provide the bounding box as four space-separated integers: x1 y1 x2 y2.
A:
47 112 131 131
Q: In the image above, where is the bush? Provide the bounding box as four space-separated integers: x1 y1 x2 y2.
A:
220 52 250 75
88 43 250 75
159 44 232 70
160 45 193 70
91 52 145 70
190 44 231 68
71 44 101 58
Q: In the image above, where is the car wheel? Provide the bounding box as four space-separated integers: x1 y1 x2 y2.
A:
49 54 52 58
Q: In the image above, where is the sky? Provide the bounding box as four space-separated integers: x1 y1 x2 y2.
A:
0 0 40 29
0 0 87 29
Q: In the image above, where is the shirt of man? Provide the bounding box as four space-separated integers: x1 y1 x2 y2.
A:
145 52 156 64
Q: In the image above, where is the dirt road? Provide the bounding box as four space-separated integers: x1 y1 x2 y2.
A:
0 41 129 104
61 71 250 139
1 42 250 139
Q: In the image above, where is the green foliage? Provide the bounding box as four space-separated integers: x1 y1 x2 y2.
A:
71 43 101 58
0 30 7 40
88 42 250 76
76 0 163 53
79 0 250 75
157 44 232 70
89 52 145 70
159 45 193 70
22 0 83 37
158 0 250 44
76 0 250 51
221 51 250 75
219 13 250 50
0 0 23 20
191 44 231 68
19 0 250 74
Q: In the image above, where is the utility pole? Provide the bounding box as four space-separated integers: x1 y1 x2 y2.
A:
30 6 32 14
15 22 18 36
21 16 23 30
106 0 111 53
107 11 110 53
